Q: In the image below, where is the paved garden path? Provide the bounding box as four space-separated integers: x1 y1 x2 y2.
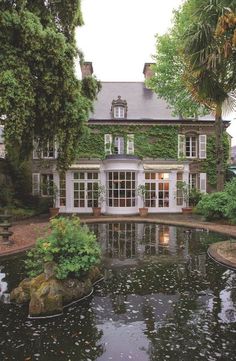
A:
0 213 236 268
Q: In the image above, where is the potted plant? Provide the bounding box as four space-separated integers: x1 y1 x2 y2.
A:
137 184 148 217
41 181 59 218
92 183 105 216
176 181 192 214
49 182 60 218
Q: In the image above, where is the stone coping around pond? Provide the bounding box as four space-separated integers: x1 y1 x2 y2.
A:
0 214 236 259
208 241 236 271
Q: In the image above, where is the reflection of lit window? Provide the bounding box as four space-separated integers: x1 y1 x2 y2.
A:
159 226 170 246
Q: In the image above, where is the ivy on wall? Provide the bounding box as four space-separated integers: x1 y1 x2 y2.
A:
75 124 230 188
75 125 179 160
201 133 229 187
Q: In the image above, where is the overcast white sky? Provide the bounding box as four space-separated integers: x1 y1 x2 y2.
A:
76 0 236 145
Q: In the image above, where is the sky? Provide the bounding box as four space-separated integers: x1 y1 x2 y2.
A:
76 0 236 145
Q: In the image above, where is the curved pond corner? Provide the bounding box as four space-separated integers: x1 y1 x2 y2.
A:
208 241 236 271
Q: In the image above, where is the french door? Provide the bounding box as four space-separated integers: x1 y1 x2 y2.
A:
145 172 170 209
73 172 99 210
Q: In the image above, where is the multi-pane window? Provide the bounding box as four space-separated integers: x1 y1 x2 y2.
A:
87 172 99 207
189 173 198 189
145 173 169 208
107 171 136 207
41 174 54 196
114 136 125 154
59 173 66 206
176 172 184 206
42 140 55 158
158 173 169 208
73 172 99 208
185 136 197 158
114 106 125 119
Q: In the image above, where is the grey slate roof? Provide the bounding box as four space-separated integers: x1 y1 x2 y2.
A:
90 82 215 121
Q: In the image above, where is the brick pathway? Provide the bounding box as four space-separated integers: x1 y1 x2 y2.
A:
0 214 236 267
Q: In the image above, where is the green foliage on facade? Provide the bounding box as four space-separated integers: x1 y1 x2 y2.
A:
75 125 179 160
201 134 229 187
25 216 101 280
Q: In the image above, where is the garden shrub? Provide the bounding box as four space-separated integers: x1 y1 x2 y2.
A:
25 216 101 280
196 192 228 220
224 179 236 223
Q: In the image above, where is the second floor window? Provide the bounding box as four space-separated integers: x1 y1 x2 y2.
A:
178 134 206 159
185 136 197 158
104 134 134 155
114 136 125 154
33 139 56 159
42 140 55 158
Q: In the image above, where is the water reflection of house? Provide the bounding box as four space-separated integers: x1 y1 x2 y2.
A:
92 223 191 264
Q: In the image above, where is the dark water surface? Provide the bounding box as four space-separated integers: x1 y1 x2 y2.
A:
0 223 236 361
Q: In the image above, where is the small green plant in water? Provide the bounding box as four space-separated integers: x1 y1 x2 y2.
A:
25 216 101 280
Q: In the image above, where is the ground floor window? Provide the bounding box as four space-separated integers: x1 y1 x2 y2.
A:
41 174 54 196
107 171 136 207
59 173 66 206
145 172 169 208
189 173 198 189
73 172 99 208
176 172 184 206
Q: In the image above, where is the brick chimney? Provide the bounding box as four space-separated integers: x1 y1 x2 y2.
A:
80 61 93 78
143 63 155 80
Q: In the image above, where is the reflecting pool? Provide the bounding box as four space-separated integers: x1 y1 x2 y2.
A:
0 223 236 361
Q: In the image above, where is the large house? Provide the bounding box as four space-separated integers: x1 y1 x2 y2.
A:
30 62 229 214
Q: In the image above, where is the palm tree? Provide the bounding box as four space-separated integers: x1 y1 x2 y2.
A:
183 0 236 191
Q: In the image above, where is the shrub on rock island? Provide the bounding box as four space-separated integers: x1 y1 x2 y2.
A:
25 216 101 280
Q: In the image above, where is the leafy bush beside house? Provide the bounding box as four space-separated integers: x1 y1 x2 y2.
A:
196 179 236 222
25 216 101 280
196 192 228 220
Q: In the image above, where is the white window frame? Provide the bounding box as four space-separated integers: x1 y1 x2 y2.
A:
33 139 57 159
185 135 197 158
178 134 185 158
104 134 112 155
114 106 125 119
42 140 55 159
199 135 207 159
41 174 54 196
127 134 134 154
32 173 40 195
200 173 207 193
114 136 125 154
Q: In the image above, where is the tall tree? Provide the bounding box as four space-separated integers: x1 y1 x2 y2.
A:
149 0 236 191
0 0 101 170
183 0 236 190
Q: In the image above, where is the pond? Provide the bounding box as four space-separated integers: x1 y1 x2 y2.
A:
0 223 236 361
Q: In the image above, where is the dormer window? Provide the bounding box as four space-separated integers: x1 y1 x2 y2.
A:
114 106 125 119
111 96 128 119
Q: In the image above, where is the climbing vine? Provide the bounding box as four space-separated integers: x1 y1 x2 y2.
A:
201 134 229 187
75 125 179 160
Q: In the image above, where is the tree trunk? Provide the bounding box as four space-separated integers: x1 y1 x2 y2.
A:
215 103 225 191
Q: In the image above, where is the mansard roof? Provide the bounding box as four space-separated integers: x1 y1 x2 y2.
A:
90 82 215 122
